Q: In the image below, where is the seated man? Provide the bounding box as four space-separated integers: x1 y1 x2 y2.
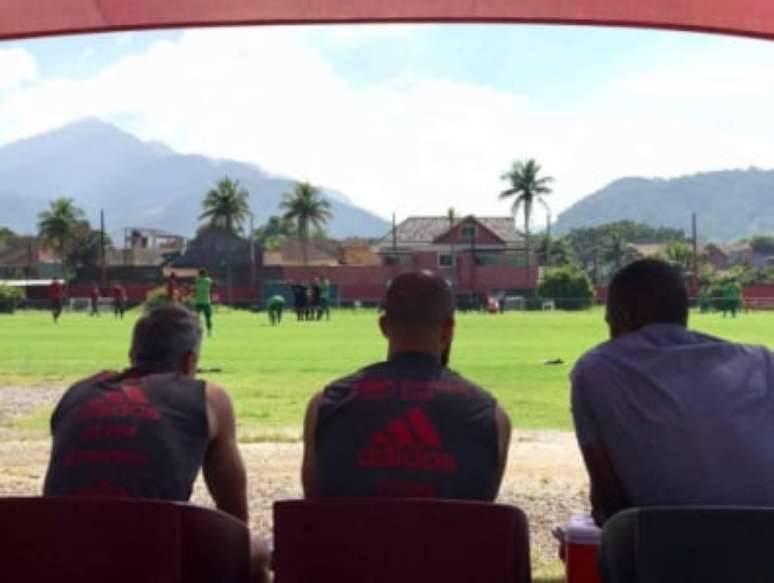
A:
572 259 774 526
302 270 511 500
43 304 267 581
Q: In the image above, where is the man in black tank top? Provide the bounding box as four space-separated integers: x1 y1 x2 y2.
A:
43 304 268 582
302 270 512 500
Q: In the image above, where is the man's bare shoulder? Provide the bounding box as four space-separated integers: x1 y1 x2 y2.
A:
204 382 236 438
205 382 234 412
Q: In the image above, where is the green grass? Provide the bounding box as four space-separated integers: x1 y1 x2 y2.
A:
2 307 774 438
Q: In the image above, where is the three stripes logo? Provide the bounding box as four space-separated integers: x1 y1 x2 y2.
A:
357 407 457 473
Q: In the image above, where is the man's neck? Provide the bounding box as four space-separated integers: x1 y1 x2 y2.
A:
388 348 441 362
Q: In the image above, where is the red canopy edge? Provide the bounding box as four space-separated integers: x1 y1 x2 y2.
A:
3 0 774 41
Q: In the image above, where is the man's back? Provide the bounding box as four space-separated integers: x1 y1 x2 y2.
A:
195 277 212 304
44 370 208 500
315 353 499 500
572 323 774 507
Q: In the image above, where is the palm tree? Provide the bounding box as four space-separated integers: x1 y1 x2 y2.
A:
280 181 333 265
499 159 553 269
603 233 637 279
199 177 251 235
37 198 86 270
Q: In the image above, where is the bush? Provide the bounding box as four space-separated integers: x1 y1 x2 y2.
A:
0 285 24 314
143 286 195 312
538 267 594 310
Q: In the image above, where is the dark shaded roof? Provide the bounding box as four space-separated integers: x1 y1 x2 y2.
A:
379 216 522 245
275 239 340 263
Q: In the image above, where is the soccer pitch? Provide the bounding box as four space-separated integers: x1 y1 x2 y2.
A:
2 307 774 439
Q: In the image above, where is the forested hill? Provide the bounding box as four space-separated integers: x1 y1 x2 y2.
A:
0 118 389 239
555 168 774 242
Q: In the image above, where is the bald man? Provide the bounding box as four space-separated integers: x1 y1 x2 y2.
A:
302 270 511 500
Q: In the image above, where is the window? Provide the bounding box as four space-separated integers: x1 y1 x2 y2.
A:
438 253 454 267
460 224 477 239
383 253 413 267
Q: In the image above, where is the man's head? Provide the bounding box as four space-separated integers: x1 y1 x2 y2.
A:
606 259 688 338
169 273 176 280
379 270 455 363
198 268 207 277
130 304 202 375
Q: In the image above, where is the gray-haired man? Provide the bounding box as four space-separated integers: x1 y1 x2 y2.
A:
43 304 267 580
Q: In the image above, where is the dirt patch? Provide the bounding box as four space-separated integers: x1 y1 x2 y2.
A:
0 385 63 424
0 386 589 579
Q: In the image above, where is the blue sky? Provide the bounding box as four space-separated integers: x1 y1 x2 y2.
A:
2 24 774 222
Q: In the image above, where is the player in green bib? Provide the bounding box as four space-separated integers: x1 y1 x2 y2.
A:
194 268 214 336
267 294 286 326
318 277 331 321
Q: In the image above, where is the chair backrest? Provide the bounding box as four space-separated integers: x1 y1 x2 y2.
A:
0 496 249 583
601 506 774 583
273 498 531 583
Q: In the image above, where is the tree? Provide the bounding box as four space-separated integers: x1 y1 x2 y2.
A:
534 234 576 267
67 224 113 270
199 177 251 235
253 215 296 250
37 198 86 269
0 227 16 245
538 266 595 310
565 221 686 283
660 241 695 277
499 159 553 269
602 233 638 277
749 235 774 255
280 181 333 265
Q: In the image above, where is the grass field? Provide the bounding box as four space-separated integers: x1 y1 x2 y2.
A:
2 307 774 438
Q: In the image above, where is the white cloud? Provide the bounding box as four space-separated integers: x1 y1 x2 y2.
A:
0 48 38 92
2 27 774 229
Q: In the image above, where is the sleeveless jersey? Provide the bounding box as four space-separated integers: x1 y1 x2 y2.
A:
315 352 499 500
44 370 208 501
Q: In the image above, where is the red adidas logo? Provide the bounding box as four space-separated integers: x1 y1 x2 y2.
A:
357 407 458 473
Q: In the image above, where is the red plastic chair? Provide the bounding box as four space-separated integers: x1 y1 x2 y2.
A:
273 498 531 583
0 496 249 583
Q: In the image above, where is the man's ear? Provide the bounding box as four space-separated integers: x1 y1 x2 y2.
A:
378 315 390 339
440 317 455 345
608 306 632 338
181 351 199 376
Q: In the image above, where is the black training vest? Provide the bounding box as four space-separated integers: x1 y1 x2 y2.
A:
315 353 499 500
44 369 208 501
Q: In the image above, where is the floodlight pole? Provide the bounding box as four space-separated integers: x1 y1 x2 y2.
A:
100 209 107 289
692 212 699 292
249 212 256 299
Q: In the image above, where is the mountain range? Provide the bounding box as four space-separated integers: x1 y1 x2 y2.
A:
0 118 389 241
555 168 774 242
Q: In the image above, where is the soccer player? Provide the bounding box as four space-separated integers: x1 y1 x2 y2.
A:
722 279 741 318
89 284 100 317
267 294 286 326
318 277 331 321
111 282 127 319
291 282 307 322
194 269 214 336
49 279 65 324
311 278 322 321
165 272 178 303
